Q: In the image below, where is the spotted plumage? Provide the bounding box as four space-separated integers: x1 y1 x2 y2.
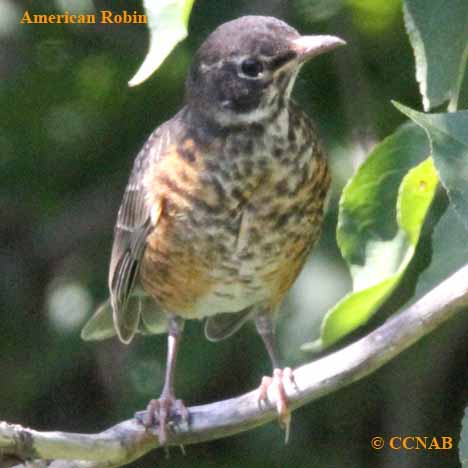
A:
89 15 344 444
134 100 328 321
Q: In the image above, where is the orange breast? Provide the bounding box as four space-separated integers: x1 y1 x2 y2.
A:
139 138 223 315
138 105 330 319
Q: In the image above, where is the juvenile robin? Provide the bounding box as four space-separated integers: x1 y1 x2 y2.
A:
83 15 344 444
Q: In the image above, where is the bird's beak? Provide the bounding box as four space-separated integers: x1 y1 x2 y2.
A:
291 35 346 62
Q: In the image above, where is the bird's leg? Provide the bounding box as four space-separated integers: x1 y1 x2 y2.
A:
138 315 188 445
256 313 296 443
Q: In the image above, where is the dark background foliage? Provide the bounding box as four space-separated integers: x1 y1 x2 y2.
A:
1 0 467 467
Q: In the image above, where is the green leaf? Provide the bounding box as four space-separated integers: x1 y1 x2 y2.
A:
302 123 437 350
395 102 468 231
461 406 468 467
413 202 468 303
128 0 195 87
403 0 468 111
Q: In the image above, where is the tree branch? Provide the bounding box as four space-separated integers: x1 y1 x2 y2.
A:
2 264 468 468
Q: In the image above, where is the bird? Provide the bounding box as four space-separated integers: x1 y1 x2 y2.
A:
82 15 345 444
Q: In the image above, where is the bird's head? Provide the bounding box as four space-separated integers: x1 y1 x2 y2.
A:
185 16 345 127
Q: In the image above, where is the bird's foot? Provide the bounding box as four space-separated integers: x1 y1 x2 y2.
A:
258 367 297 443
135 395 189 445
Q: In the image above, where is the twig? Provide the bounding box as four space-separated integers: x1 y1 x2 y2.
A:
2 264 468 468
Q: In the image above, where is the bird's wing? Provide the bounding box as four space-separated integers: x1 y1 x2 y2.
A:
109 122 172 343
81 292 168 342
204 307 258 342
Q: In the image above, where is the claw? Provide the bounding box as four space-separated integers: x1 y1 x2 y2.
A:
257 367 297 443
136 396 189 445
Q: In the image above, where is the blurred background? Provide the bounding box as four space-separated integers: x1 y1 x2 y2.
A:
1 0 467 467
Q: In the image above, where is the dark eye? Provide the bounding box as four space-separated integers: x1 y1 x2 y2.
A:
240 58 264 78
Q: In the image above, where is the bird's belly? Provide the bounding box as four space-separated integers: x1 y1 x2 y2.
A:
141 219 277 317
141 191 325 319
140 106 330 318
190 266 267 317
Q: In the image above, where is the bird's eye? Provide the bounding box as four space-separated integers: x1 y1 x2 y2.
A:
240 58 264 78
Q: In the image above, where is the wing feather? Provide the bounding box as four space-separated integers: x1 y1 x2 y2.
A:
108 123 171 343
204 307 257 342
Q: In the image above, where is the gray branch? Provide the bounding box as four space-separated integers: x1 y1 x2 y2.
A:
2 264 468 468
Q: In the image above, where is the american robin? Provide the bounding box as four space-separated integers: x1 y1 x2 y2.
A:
92 15 344 444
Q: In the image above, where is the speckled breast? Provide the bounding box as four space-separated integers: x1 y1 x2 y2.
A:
139 103 330 318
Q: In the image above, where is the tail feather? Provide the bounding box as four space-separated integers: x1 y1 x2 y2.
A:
81 294 168 342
